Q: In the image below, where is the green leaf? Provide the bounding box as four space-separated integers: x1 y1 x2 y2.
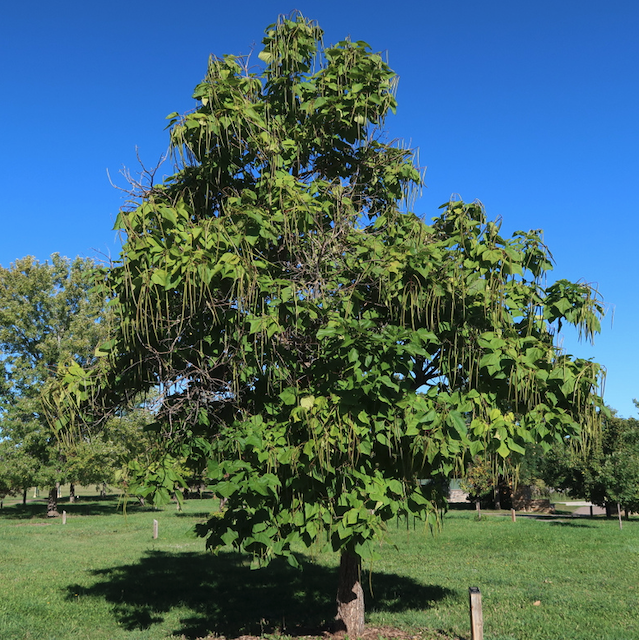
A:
300 396 315 409
496 441 510 458
279 388 296 405
447 411 467 436
150 269 168 287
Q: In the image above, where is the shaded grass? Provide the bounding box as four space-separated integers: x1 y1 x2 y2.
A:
65 550 451 639
1 497 638 640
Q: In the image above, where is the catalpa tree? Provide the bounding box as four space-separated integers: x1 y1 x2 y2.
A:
52 14 605 636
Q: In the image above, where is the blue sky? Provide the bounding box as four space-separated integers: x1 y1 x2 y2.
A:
1 1 637 417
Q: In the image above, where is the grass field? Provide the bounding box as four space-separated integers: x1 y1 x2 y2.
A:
0 492 637 640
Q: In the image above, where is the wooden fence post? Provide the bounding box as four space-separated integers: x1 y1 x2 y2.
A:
469 587 483 640
153 519 159 539
511 508 516 522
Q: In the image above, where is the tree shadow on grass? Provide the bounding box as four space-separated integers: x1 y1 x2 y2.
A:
0 502 49 520
0 495 166 520
175 511 216 519
0 499 125 519
548 520 595 528
65 550 453 639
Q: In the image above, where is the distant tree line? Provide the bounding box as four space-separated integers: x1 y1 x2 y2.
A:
459 405 639 517
542 404 639 517
0 255 187 513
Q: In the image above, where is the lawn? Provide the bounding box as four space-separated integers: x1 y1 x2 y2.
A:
0 493 637 640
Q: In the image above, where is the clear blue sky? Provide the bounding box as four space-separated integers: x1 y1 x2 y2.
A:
1 1 637 417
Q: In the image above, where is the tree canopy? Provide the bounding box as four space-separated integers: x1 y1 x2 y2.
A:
51 14 606 635
0 254 105 512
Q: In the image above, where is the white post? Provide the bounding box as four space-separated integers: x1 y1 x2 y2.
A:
469 587 483 640
153 519 159 539
62 510 67 525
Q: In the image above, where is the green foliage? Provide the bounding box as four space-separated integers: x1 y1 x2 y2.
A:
0 255 105 497
543 404 639 511
54 14 605 573
63 407 160 493
459 456 494 502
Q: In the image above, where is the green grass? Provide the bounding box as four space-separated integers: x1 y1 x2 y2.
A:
371 510 639 639
1 494 638 640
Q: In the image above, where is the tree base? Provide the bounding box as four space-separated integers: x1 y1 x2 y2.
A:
335 551 365 637
47 487 59 518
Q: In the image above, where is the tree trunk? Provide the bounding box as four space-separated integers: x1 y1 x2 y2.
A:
69 483 76 504
47 487 59 517
476 499 481 520
100 482 107 498
493 486 501 510
22 488 27 505
335 550 365 637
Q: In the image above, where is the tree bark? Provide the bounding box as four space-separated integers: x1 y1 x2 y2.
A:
47 487 59 517
69 483 76 503
335 550 365 637
22 488 27 505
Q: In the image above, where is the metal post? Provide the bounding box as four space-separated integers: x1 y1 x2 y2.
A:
469 587 483 640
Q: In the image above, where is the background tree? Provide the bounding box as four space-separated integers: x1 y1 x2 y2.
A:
100 407 177 504
0 254 104 515
53 14 606 636
0 424 47 504
599 427 639 518
63 411 152 501
543 404 639 516
460 457 494 519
